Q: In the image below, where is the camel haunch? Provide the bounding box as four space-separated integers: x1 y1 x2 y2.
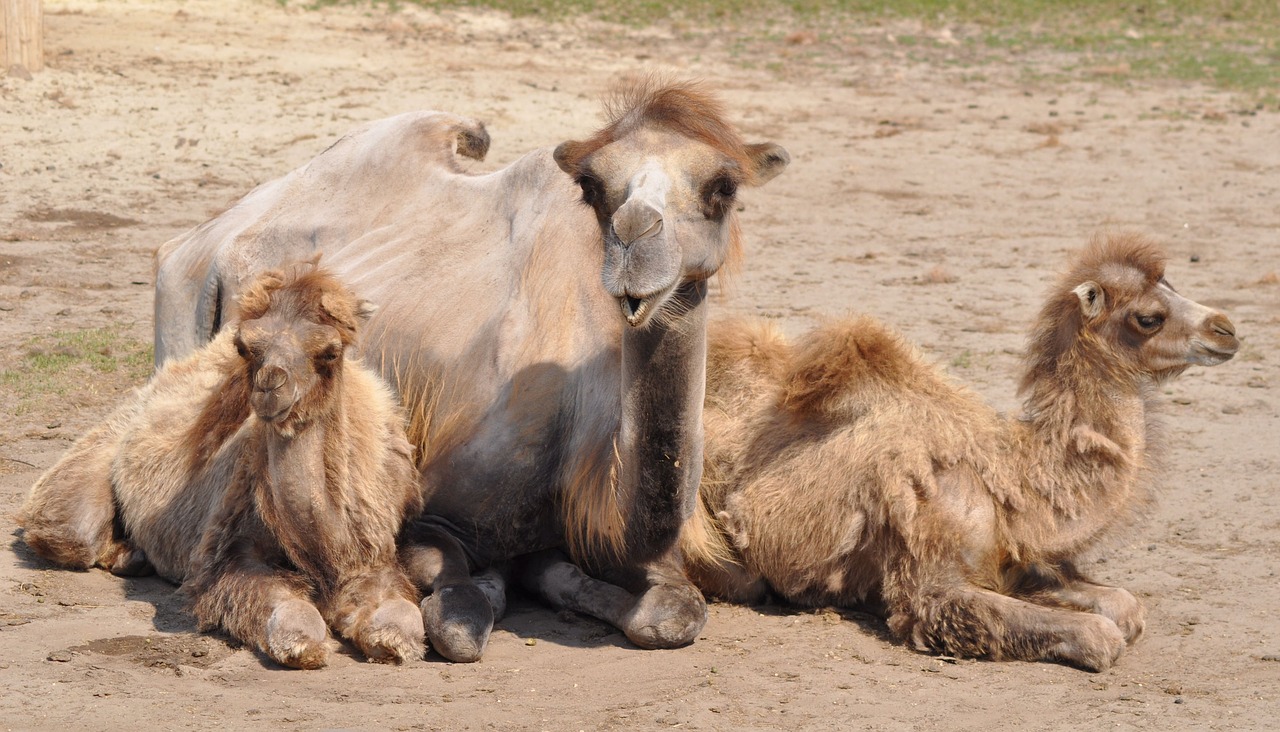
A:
21 264 424 668
689 233 1238 671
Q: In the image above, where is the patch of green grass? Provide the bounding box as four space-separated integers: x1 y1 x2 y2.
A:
1 327 152 415
297 0 1279 97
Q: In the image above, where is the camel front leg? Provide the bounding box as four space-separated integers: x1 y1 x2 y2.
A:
521 549 708 650
400 520 497 662
899 583 1127 672
188 546 328 670
1017 562 1146 644
324 564 424 664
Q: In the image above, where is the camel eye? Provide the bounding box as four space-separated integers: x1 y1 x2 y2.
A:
316 345 342 364
234 336 252 360
576 174 605 208
1134 313 1165 331
704 176 737 204
702 175 739 219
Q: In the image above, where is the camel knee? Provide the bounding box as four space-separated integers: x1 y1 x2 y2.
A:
265 599 329 670
903 591 1128 672
421 582 494 663
20 524 97 570
622 581 708 650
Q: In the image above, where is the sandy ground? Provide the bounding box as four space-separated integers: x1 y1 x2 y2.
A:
1 1 1278 729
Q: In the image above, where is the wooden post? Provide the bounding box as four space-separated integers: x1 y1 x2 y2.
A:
2 0 43 73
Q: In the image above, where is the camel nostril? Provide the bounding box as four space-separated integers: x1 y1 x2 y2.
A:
637 217 663 242
1211 320 1235 338
255 365 288 392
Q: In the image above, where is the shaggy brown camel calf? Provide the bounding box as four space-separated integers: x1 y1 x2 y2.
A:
688 233 1238 671
20 264 424 669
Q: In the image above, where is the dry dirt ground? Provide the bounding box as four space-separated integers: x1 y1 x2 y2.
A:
1 1 1278 729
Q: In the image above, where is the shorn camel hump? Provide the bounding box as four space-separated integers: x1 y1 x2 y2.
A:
688 233 1238 671
150 77 790 661
21 263 424 668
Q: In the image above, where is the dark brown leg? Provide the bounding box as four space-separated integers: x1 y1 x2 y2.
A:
522 548 708 650
188 542 327 670
899 582 1127 672
323 564 424 664
400 523 496 662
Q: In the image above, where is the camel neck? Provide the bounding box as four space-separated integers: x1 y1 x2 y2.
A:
616 279 708 564
258 408 348 581
1008 348 1153 553
1019 344 1149 452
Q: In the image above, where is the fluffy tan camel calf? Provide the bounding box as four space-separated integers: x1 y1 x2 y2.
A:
688 233 1239 671
21 263 424 668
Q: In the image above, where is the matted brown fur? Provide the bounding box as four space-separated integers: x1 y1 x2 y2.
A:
20 264 425 668
689 233 1239 671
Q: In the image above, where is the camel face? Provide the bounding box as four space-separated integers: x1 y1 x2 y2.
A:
235 315 342 432
1076 265 1238 380
555 94 788 328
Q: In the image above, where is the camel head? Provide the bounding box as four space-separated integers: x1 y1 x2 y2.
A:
233 263 376 435
1025 233 1238 389
554 78 789 327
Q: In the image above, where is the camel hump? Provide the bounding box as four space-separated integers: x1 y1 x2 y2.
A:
782 315 923 416
311 110 490 181
707 316 790 392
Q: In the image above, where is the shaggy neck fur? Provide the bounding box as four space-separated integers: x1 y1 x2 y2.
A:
253 375 365 591
615 280 709 564
1009 328 1157 558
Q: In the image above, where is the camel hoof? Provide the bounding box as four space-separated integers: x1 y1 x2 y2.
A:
103 543 154 577
1093 588 1146 645
473 569 508 622
265 599 329 670
1055 615 1126 672
359 598 426 664
623 582 708 650
422 583 494 663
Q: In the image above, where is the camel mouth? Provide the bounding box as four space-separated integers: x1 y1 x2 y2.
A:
251 391 299 425
620 294 651 326
1190 341 1238 365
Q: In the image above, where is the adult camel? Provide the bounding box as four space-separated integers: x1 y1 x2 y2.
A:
152 78 790 660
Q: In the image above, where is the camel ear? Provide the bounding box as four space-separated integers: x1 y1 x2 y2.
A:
553 140 590 174
745 142 790 185
1073 281 1106 320
318 292 363 333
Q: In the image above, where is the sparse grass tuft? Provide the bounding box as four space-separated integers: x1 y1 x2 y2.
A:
1 327 152 416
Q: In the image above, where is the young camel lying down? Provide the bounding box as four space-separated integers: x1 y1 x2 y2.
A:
20 264 424 669
689 233 1238 671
